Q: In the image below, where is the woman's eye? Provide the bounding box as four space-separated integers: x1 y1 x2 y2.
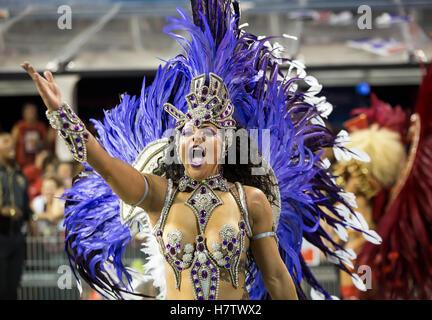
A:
181 129 193 136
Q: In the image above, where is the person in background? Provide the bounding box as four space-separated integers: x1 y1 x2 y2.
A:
56 162 73 189
31 176 64 237
22 147 50 201
11 103 47 168
0 132 33 300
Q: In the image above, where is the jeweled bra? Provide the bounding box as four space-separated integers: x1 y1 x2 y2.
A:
152 174 253 300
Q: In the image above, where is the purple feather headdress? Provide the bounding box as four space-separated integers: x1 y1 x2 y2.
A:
63 0 381 300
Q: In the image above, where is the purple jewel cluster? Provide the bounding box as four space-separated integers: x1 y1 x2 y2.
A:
163 73 237 131
190 235 218 300
45 103 89 163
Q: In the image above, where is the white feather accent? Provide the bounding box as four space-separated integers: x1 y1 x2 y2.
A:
321 158 331 169
363 230 383 244
339 192 358 208
349 148 371 163
317 101 333 118
331 295 340 300
334 223 348 242
310 288 326 300
310 115 325 127
76 279 82 297
351 273 367 291
353 211 370 230
283 33 298 40
335 204 351 220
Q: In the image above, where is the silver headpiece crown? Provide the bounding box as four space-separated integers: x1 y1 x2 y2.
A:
164 73 236 130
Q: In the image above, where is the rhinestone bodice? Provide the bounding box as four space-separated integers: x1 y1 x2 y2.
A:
152 178 252 300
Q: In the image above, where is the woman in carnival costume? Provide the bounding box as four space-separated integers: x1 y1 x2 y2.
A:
356 66 432 300
21 0 381 300
331 94 409 299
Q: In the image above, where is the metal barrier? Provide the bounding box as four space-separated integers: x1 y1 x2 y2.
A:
18 236 340 300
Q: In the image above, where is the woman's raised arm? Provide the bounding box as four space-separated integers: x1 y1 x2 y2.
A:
21 61 167 218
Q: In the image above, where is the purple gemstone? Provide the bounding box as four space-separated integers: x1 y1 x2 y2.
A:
165 255 169 260
190 95 195 101
197 235 203 242
192 181 197 186
193 103 198 108
166 244 170 249
225 263 231 268
223 240 227 246
78 147 83 152
200 210 206 217
236 250 240 255
213 99 217 104
63 123 70 129
225 257 230 261
177 267 182 270
176 244 181 249
197 243 204 252
202 87 208 95
60 130 65 136
170 248 176 255
72 115 76 119
200 186 206 194
201 270 208 279
194 279 199 284
210 285 215 291
175 261 180 265
215 82 218 88
194 120 200 126
74 126 79 131
232 238 237 244
242 231 245 236
187 113 192 119
206 261 210 266
227 243 234 251
196 287 201 292
211 270 216 274
78 155 83 159
212 91 217 95
196 262 200 267
204 114 211 119
83 133 89 139
225 111 229 116
60 113 65 118
211 276 217 281
211 198 217 204
200 219 205 224
239 221 245 229
209 180 214 186
209 295 214 300
192 270 197 275
199 296 203 300
75 138 80 143
190 199 196 205
200 96 206 102
157 231 162 237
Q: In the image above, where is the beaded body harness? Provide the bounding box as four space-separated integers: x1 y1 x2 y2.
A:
152 175 253 300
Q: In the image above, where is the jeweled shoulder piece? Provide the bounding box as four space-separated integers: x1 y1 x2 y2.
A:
164 73 237 129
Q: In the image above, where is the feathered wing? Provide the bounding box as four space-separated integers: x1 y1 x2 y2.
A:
358 65 432 299
63 0 381 300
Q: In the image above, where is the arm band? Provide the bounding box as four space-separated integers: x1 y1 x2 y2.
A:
131 174 149 207
251 231 276 240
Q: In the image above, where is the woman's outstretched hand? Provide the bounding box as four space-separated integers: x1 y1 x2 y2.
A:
21 61 62 112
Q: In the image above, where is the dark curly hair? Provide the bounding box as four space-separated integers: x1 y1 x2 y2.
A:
152 124 279 207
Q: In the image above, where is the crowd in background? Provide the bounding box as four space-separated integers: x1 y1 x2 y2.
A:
6 102 78 238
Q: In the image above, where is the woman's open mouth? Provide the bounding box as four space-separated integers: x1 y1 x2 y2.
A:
189 144 206 167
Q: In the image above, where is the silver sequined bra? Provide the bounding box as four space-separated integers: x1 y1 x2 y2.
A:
153 178 253 300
